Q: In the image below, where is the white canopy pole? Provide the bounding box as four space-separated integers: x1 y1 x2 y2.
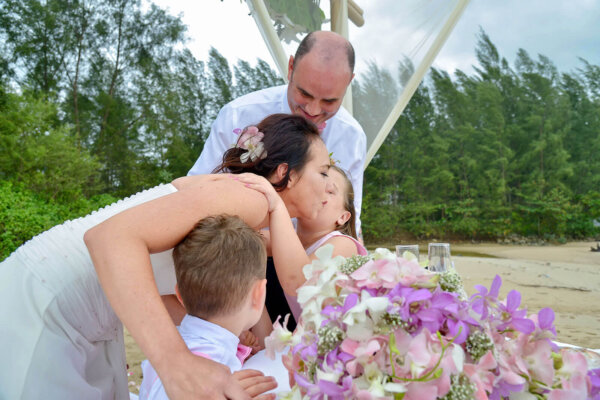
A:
364 0 471 168
330 0 353 115
246 0 289 82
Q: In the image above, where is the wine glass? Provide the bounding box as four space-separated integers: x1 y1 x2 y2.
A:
428 243 451 273
395 244 420 261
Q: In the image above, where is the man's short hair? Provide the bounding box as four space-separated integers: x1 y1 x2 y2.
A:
293 31 355 73
173 214 266 319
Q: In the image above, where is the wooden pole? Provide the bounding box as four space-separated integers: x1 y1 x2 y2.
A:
330 0 353 115
246 0 289 82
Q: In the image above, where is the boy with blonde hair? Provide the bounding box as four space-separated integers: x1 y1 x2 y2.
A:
139 214 269 399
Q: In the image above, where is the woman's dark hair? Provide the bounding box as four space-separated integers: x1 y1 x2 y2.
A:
213 114 322 191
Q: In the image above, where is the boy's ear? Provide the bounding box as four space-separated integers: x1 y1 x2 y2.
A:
251 279 267 310
174 285 185 307
336 210 351 227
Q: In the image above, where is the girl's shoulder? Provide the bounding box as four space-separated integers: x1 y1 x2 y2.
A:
308 231 368 257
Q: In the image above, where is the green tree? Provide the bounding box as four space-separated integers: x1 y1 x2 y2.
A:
234 59 284 98
0 87 101 201
206 47 233 122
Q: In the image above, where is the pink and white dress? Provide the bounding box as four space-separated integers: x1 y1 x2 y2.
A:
285 231 367 321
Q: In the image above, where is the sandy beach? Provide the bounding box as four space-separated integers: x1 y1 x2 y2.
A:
452 242 600 349
124 241 600 392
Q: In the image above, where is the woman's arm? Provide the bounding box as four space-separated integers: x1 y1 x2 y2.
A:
85 178 268 400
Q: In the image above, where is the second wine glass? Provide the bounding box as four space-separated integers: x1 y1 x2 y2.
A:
428 243 451 273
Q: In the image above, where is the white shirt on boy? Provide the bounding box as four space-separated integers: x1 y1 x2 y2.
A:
139 315 251 400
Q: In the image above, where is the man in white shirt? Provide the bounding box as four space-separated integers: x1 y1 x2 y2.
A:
188 31 367 237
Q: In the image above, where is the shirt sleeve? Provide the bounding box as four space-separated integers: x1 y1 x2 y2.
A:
139 360 169 400
187 105 237 175
347 128 366 236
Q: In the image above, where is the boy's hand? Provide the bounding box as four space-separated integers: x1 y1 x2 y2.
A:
233 369 277 400
240 330 263 354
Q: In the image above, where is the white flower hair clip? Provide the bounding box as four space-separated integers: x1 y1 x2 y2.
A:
233 126 268 163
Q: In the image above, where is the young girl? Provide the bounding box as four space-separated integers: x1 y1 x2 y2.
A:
238 165 367 333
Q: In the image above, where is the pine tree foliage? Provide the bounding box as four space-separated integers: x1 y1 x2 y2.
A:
357 30 599 241
0 2 598 255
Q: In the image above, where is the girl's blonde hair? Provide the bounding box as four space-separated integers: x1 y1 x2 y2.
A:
330 165 357 239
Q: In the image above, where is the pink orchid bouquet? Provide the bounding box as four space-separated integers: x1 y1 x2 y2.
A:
265 245 600 400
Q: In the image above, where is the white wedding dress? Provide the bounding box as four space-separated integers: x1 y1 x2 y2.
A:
0 184 178 400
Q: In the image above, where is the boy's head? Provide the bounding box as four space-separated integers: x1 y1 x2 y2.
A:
173 215 267 325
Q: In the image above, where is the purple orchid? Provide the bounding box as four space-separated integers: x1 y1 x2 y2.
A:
470 274 502 319
588 368 600 400
497 290 535 334
322 293 359 325
489 380 525 400
317 375 354 399
537 307 557 336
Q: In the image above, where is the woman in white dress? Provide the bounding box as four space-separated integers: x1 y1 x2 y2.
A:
0 114 333 400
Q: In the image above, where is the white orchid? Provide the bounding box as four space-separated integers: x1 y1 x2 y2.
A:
264 314 298 359
342 290 389 340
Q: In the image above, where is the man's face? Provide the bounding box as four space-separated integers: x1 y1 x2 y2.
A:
287 53 353 127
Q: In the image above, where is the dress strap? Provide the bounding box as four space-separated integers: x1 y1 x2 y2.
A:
305 231 367 256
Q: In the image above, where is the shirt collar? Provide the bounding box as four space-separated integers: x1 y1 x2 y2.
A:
281 85 292 114
178 314 240 349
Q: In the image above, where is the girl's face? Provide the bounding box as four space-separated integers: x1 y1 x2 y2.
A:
284 138 332 220
299 168 350 231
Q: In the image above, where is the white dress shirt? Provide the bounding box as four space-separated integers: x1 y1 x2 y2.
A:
139 315 249 400
187 85 366 233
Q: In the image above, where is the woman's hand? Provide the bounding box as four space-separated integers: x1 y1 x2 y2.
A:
233 369 277 400
160 351 250 400
231 173 284 213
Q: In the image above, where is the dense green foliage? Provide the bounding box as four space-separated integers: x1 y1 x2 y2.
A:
357 31 600 242
0 2 597 260
0 180 117 258
0 0 282 260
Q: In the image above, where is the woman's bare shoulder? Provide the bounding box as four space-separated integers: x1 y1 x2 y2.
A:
172 174 269 229
171 174 221 190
